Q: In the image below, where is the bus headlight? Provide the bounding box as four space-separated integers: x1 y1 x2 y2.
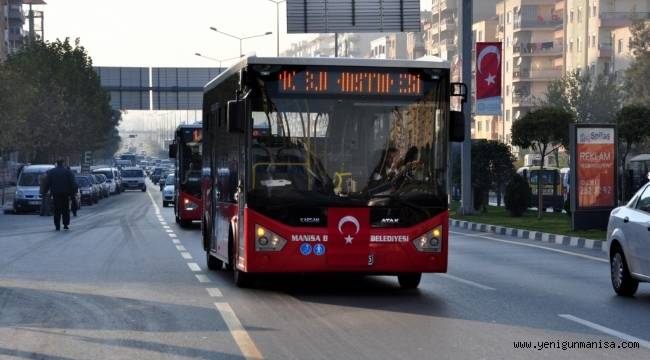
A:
183 198 198 211
412 225 443 253
255 225 287 252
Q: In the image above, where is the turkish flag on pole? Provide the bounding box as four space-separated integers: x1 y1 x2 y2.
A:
475 42 502 115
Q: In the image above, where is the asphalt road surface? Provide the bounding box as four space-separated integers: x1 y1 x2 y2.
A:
1 180 649 360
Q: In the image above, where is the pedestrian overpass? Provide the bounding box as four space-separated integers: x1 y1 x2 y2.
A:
95 67 222 110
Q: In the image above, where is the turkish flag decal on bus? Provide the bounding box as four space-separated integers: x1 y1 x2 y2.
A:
327 208 370 249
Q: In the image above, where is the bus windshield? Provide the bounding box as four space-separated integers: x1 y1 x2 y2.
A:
247 86 448 212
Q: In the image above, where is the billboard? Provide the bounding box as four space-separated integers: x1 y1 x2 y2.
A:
575 127 616 208
286 0 421 33
570 124 617 231
475 42 502 115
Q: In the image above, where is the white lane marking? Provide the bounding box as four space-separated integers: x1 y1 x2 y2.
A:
176 245 187 251
439 273 496 291
165 229 174 233
187 262 202 272
180 251 192 259
559 314 650 349
214 302 264 360
206 288 223 297
159 222 167 225
168 233 177 238
195 274 211 283
451 231 608 263
163 225 171 229
172 239 181 244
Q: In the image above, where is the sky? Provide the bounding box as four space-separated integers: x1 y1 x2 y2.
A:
42 0 429 67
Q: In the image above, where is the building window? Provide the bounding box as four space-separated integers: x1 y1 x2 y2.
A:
506 85 510 96
569 39 574 52
578 7 582 23
570 11 574 23
507 11 511 24
506 110 511 122
618 39 623 53
478 122 482 132
506 61 509 72
577 37 582 52
592 5 597 17
591 35 596 48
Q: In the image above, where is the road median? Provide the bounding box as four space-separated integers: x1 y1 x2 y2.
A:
450 203 607 252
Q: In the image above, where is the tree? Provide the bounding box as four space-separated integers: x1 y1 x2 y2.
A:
0 38 118 162
512 107 574 219
471 140 516 212
625 20 650 105
616 105 650 200
538 71 621 124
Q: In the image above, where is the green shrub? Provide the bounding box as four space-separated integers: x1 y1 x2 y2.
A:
505 174 531 217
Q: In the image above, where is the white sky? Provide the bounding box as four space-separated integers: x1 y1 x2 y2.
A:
42 0 429 67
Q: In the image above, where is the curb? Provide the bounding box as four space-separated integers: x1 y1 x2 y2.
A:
449 219 607 252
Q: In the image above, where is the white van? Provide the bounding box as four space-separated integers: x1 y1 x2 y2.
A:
13 164 55 213
120 167 146 191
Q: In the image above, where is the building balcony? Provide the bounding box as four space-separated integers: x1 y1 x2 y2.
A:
513 42 563 57
432 0 456 14
597 43 613 58
514 16 563 31
440 19 456 32
512 94 536 107
512 67 562 82
598 12 649 28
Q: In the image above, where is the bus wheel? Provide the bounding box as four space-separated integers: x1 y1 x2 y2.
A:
234 268 253 288
398 273 422 289
207 252 223 271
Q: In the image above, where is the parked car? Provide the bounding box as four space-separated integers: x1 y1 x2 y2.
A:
121 167 146 191
162 174 175 207
93 167 120 194
607 182 650 296
76 175 99 205
13 164 55 213
94 174 110 198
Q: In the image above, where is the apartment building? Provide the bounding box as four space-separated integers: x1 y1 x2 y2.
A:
2 0 25 59
496 0 564 145
565 0 650 76
370 33 408 59
282 35 335 57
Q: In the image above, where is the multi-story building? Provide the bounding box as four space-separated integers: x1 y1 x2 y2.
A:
472 18 502 140
497 0 564 145
282 35 335 57
406 11 430 60
2 0 26 59
565 0 650 76
370 33 407 59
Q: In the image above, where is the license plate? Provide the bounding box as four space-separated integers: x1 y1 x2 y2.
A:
28 201 40 205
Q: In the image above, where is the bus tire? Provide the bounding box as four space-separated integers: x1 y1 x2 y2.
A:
207 252 223 271
398 273 422 289
234 268 252 288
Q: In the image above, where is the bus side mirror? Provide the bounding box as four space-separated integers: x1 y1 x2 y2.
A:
449 111 465 142
168 143 177 159
227 99 246 133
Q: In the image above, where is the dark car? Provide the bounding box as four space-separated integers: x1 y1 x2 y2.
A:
76 175 99 205
151 167 165 184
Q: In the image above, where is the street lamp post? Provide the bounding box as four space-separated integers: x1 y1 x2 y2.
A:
266 0 285 57
209 27 272 57
194 53 243 74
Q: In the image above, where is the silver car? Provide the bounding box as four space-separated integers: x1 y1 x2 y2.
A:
607 183 650 296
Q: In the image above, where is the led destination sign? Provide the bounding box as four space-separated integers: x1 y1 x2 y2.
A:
277 68 424 96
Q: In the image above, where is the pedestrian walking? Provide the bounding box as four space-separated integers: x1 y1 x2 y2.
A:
45 159 76 231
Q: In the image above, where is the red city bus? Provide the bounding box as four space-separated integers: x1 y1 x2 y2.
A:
201 56 465 288
169 124 203 227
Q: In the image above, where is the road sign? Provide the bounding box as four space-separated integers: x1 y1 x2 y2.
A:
81 151 93 175
286 0 421 33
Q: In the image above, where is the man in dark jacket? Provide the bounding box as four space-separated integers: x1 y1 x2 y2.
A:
46 159 76 231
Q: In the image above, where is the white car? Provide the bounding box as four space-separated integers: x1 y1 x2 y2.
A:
120 167 146 192
607 183 650 296
162 174 175 207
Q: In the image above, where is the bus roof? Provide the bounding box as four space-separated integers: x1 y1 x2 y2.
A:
204 55 451 93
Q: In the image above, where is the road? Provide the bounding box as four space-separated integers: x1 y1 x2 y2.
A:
1 180 649 360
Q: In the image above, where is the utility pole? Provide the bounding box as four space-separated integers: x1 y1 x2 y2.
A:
460 0 473 215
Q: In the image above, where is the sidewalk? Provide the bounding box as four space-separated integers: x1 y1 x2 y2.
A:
449 218 607 252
